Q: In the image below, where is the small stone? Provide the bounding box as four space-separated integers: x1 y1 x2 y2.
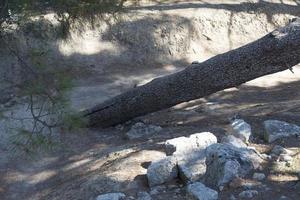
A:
218 186 224 191
96 193 126 200
187 182 218 200
285 162 291 167
115 124 124 130
149 185 166 195
231 119 252 143
229 194 237 200
147 156 178 187
252 173 266 181
221 135 247 148
137 192 151 200
126 122 162 140
279 154 293 162
260 153 272 160
264 120 300 143
238 190 258 199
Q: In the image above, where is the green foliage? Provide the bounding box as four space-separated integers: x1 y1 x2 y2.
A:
3 0 133 38
62 111 88 130
10 128 57 154
4 45 79 154
8 0 127 18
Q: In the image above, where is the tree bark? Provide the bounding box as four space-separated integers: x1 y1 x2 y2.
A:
83 18 300 128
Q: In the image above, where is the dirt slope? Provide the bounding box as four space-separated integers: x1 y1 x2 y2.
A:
0 1 300 200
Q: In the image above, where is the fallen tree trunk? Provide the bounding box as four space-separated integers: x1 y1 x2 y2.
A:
83 18 300 128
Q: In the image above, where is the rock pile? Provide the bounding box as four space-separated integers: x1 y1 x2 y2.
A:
146 130 264 199
96 119 300 200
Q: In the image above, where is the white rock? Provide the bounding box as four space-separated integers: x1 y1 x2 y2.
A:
165 132 217 156
187 182 218 200
252 173 265 181
147 156 178 187
238 190 258 199
264 120 300 143
165 132 217 183
231 119 252 143
126 122 162 139
279 154 293 162
96 193 126 200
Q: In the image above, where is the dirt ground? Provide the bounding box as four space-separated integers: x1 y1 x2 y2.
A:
1 1 300 200
1 68 299 200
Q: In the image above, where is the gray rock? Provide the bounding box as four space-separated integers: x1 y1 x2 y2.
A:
271 145 294 163
96 193 126 200
147 156 178 187
126 122 162 139
137 192 152 200
264 120 300 143
271 145 291 155
165 132 217 183
221 135 247 148
231 119 252 143
187 182 218 200
177 150 207 183
220 160 240 186
229 194 237 200
252 172 265 181
165 132 217 156
238 190 258 199
204 143 263 188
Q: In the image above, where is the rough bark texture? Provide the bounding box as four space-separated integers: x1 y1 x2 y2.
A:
83 18 300 128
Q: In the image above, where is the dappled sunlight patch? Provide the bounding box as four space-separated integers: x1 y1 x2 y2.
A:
271 149 300 174
3 171 28 185
245 66 300 87
267 173 299 182
63 158 92 171
59 39 120 56
27 170 57 185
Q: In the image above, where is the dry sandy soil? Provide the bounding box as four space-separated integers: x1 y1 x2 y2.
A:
0 0 300 200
